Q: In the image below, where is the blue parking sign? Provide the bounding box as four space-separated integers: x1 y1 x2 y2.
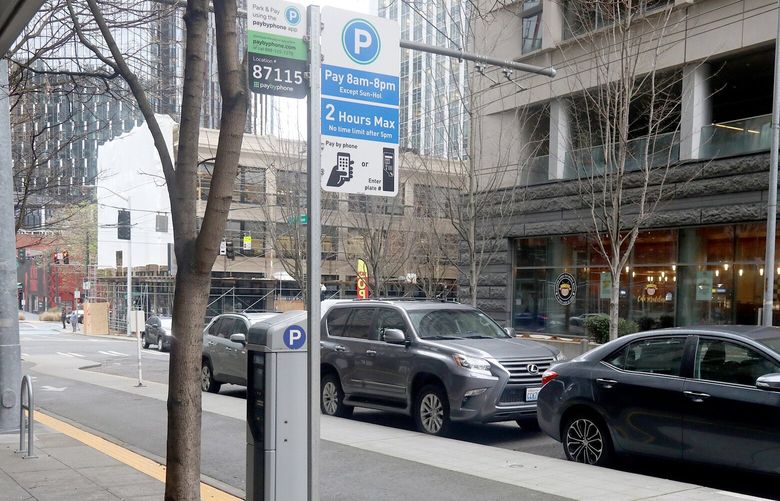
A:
283 325 306 350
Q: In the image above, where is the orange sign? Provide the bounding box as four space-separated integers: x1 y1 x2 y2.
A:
356 259 368 300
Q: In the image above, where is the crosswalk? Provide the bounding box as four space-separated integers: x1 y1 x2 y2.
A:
98 350 128 357
50 349 169 360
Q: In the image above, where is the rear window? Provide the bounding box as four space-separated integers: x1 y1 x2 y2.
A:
605 337 686 376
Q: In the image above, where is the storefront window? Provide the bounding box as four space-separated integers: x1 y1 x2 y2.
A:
513 224 780 334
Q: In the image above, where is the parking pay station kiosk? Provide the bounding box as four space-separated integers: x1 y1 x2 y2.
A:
246 310 308 501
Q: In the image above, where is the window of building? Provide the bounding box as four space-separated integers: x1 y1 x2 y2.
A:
563 0 673 39
322 226 339 261
521 1 542 54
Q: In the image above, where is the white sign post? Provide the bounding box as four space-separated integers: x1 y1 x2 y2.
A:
320 8 400 197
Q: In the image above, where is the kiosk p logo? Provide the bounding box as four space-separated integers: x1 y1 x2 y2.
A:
342 19 380 65
283 325 307 350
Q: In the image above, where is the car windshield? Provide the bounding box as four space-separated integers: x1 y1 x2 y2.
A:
408 309 510 340
758 336 780 355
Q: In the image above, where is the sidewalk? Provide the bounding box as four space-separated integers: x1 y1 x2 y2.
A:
0 423 165 501
0 412 772 501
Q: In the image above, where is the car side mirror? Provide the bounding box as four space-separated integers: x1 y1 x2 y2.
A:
756 373 780 391
504 327 515 337
383 328 406 345
229 333 247 345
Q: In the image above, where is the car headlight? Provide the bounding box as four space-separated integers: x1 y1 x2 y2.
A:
453 354 492 376
553 351 566 362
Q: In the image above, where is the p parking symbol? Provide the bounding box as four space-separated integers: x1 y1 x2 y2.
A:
283 325 306 350
342 19 380 65
285 6 301 26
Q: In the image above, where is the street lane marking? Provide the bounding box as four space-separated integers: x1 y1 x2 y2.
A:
98 351 128 357
34 411 241 501
55 352 85 358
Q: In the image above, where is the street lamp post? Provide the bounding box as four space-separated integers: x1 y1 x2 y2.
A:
100 187 143 387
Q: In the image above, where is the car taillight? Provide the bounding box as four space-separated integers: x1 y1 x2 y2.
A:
541 370 558 386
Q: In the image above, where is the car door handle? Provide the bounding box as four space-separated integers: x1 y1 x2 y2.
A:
334 344 347 352
365 349 377 357
596 378 618 388
683 390 711 403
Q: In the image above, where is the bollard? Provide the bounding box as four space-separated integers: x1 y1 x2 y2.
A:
17 374 35 459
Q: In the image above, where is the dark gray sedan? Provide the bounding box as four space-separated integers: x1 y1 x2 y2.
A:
537 326 780 474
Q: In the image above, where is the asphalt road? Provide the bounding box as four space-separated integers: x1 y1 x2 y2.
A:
18 320 780 500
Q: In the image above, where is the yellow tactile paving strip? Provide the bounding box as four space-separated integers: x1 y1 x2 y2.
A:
35 411 241 501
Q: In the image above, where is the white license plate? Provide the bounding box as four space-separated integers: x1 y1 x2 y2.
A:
525 387 541 402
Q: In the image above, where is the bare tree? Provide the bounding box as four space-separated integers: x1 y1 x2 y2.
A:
45 0 249 498
560 0 689 340
341 192 415 297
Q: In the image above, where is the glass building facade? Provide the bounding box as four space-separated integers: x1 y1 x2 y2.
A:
513 223 779 334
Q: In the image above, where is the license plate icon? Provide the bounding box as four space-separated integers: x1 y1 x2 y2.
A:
525 387 541 402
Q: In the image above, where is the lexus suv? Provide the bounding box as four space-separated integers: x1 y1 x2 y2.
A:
320 300 564 435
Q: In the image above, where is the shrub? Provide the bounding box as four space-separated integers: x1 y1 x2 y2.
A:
585 314 638 343
637 316 656 331
40 308 61 322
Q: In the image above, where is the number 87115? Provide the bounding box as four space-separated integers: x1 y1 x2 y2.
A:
252 65 303 85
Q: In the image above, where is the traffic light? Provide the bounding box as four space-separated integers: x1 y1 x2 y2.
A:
63 250 69 264
118 209 131 240
16 248 25 264
53 252 60 264
225 240 235 260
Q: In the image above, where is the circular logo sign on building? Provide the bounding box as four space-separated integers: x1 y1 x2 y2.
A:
554 273 577 306
645 283 657 296
283 325 307 350
342 19 381 65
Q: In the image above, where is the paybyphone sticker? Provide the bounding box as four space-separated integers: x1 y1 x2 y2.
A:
283 325 306 350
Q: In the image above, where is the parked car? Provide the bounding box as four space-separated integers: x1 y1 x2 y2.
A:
320 299 565 436
143 315 173 352
537 326 780 475
201 312 280 393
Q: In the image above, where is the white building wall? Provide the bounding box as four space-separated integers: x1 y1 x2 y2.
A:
96 116 176 269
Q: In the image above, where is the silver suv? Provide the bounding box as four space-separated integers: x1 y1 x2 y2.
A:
320 300 564 435
201 312 279 393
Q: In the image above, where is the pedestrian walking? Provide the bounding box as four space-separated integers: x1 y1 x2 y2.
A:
61 308 67 329
69 310 78 333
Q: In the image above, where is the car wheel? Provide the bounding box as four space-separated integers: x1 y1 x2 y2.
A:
516 417 541 431
414 384 450 436
320 374 353 418
562 413 613 466
142 333 149 349
157 336 165 352
201 360 221 393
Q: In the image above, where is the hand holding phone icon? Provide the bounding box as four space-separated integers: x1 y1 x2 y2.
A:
327 152 354 187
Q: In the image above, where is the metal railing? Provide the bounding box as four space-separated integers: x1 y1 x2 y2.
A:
17 374 36 459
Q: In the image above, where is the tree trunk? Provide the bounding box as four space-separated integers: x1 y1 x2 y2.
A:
610 269 620 341
165 262 210 501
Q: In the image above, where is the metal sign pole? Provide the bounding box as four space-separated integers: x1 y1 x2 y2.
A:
306 5 322 501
